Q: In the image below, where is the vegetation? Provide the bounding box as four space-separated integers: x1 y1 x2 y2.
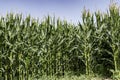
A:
0 4 120 80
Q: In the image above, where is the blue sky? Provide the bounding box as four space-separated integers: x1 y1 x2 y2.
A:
0 0 120 24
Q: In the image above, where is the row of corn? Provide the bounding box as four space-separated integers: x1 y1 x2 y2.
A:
0 4 120 80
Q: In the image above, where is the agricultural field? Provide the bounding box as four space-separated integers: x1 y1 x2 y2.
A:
0 4 120 80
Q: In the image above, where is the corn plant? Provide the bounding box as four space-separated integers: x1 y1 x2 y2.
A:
0 3 120 80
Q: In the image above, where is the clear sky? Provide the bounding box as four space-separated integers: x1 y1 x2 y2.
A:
0 0 120 24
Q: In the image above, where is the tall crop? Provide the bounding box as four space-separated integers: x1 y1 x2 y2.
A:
0 4 120 80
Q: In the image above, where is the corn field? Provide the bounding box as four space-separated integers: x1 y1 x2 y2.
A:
0 4 120 80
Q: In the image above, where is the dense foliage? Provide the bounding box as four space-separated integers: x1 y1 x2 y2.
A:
0 4 120 80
